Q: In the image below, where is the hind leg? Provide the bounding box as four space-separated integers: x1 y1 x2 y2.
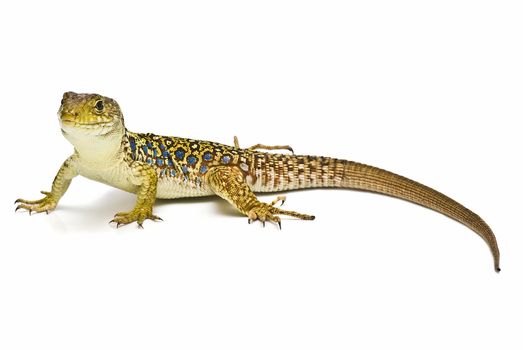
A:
206 166 314 228
233 136 294 154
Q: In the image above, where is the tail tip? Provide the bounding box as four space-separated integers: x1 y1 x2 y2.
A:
495 265 501 273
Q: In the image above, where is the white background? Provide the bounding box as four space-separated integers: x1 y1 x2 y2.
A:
1 1 522 349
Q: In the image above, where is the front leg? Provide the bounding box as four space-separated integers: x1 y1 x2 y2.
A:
110 163 161 228
15 155 78 214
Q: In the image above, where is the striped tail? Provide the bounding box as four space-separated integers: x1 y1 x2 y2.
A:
251 154 500 272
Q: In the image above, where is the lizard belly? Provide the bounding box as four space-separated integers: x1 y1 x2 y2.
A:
156 176 214 199
77 161 139 194
78 161 214 198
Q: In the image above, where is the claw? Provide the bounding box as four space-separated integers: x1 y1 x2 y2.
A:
110 219 126 228
270 196 286 207
272 216 282 229
248 219 252 224
150 215 163 222
112 219 126 228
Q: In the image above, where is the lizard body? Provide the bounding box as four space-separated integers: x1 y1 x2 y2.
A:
15 92 501 272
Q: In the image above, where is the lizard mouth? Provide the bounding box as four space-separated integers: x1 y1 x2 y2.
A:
61 119 112 127
59 118 116 137
60 114 114 128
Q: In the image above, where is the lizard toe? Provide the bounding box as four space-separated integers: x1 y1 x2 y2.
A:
111 208 161 228
14 194 57 214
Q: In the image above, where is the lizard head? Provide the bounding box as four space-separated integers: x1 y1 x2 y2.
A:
58 92 125 137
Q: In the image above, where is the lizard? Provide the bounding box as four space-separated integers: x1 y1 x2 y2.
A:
14 92 501 272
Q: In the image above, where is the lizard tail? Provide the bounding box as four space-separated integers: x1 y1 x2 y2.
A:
252 154 500 272
341 160 500 272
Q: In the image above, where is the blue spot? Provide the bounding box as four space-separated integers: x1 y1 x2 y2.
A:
200 165 208 174
157 159 164 166
175 149 185 160
170 169 176 176
221 155 231 164
182 166 188 174
162 150 170 157
146 158 152 165
159 143 165 150
142 146 148 154
187 156 197 165
167 159 173 166
147 142 153 148
160 169 167 177
129 138 136 152
203 152 213 161
152 149 157 157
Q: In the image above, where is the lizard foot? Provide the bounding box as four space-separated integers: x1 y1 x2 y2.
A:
14 191 57 214
233 136 294 154
110 208 162 228
247 198 315 229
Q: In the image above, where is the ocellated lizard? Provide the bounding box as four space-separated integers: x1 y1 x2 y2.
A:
15 92 501 272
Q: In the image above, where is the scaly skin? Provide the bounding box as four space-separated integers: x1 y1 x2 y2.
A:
15 92 501 272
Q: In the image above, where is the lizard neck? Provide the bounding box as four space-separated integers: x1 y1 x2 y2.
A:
63 126 126 164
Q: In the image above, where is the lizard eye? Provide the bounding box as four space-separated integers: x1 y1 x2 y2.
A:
95 100 104 111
